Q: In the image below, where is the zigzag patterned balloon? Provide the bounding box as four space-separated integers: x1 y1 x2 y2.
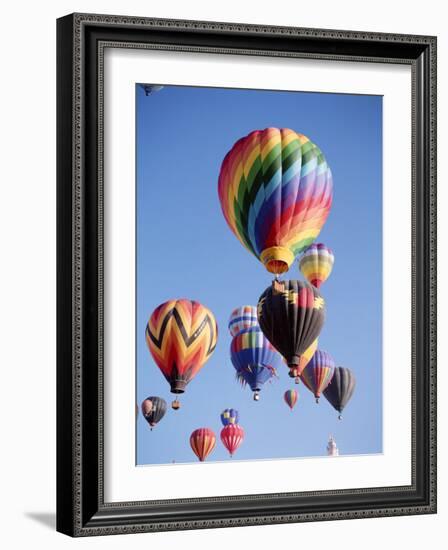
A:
146 299 218 394
218 128 333 274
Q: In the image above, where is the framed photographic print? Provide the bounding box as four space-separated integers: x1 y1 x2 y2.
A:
56 13 437 537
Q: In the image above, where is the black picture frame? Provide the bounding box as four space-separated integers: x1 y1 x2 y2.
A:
57 13 437 537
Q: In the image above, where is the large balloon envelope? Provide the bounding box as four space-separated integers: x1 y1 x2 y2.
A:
230 326 281 400
190 428 216 462
220 408 239 426
299 243 334 288
218 128 333 274
141 396 167 429
146 299 218 394
257 280 326 374
301 350 335 402
220 424 244 457
228 305 258 337
323 367 356 418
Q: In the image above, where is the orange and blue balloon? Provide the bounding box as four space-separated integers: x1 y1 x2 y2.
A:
218 128 333 274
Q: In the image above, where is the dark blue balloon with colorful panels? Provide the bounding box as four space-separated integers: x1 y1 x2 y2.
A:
230 327 281 400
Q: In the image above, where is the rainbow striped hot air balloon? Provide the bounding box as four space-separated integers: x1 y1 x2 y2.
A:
299 243 335 288
284 389 299 410
146 299 218 408
218 128 333 275
301 350 335 403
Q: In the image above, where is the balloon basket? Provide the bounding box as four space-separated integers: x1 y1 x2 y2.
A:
171 399 181 410
253 392 260 401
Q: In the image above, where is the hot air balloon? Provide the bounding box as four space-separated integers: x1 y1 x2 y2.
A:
220 424 244 457
190 428 216 462
230 326 281 400
323 367 356 419
218 128 333 274
228 305 258 337
299 243 335 288
257 280 326 376
220 408 239 426
141 396 167 429
284 389 298 410
288 338 318 383
146 299 218 408
301 350 335 402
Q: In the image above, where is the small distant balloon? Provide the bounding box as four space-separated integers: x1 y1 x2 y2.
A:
221 408 239 426
323 367 356 419
190 428 216 462
220 424 244 457
284 389 299 410
299 243 335 288
228 305 258 337
301 350 335 402
141 396 167 429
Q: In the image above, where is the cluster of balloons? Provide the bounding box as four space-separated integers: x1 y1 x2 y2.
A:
190 408 245 462
219 128 356 418
140 127 357 462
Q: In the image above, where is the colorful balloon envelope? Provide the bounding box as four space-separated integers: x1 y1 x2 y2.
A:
301 350 335 402
218 128 333 274
190 428 216 462
323 367 356 419
220 424 244 457
220 408 239 426
228 305 258 337
299 243 335 288
146 299 218 394
257 280 326 373
284 389 299 410
288 338 318 382
141 396 167 429
230 326 281 400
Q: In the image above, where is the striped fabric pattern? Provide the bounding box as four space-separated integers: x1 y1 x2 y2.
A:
299 243 335 288
228 305 258 337
190 428 216 462
146 299 218 393
218 128 333 274
284 389 299 410
220 424 245 456
301 350 335 400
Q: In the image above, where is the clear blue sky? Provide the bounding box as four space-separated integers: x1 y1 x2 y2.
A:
136 84 382 465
